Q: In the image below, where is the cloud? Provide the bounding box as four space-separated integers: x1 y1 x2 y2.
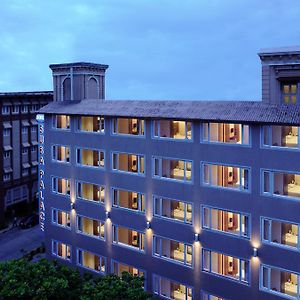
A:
0 0 299 100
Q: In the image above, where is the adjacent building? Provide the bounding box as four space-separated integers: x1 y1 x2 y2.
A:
39 47 300 299
0 91 53 226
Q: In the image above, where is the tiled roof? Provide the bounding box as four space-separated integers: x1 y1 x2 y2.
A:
0 91 53 97
258 46 300 56
39 99 300 125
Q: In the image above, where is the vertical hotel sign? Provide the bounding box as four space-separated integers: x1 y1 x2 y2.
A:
36 114 45 232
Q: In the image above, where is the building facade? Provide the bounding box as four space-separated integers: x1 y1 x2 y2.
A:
0 91 53 226
40 47 300 300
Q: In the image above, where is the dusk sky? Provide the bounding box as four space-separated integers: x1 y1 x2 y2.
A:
0 0 300 100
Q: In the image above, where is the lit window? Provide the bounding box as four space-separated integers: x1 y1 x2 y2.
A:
203 206 250 238
262 217 299 250
52 145 70 163
261 264 299 298
112 152 145 175
203 163 250 191
203 249 249 284
153 120 192 140
153 157 192 182
153 274 193 300
153 235 193 267
113 118 145 136
112 261 145 278
112 188 145 212
53 115 70 129
202 122 250 145
52 177 70 196
113 225 145 252
77 148 104 168
154 196 192 224
52 209 71 229
77 249 106 274
282 83 298 104
77 215 105 239
78 116 105 133
262 125 299 149
52 240 71 261
263 169 300 200
202 291 226 300
77 181 105 204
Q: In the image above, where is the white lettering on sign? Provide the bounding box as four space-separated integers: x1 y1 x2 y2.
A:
38 115 45 232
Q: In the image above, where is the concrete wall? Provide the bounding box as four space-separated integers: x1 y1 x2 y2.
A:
43 115 300 300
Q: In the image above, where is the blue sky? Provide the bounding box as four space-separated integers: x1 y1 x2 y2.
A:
0 0 300 100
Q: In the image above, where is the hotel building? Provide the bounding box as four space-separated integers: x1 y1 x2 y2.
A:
39 47 300 299
0 91 52 226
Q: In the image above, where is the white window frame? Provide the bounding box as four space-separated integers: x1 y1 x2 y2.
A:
261 216 300 251
152 119 193 141
76 147 105 168
52 208 71 229
52 144 70 163
112 152 145 176
76 214 105 240
153 235 193 267
112 187 145 213
51 176 71 197
201 122 250 146
76 180 105 204
202 249 250 285
260 264 300 299
112 117 145 137
77 116 105 133
202 162 250 192
153 156 193 183
112 225 145 252
202 205 250 239
153 274 193 300
51 240 71 261
77 248 106 274
153 195 193 225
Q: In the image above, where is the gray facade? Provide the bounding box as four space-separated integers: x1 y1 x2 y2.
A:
41 48 300 300
0 92 53 226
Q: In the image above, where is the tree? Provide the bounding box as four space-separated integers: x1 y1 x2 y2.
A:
0 259 151 300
